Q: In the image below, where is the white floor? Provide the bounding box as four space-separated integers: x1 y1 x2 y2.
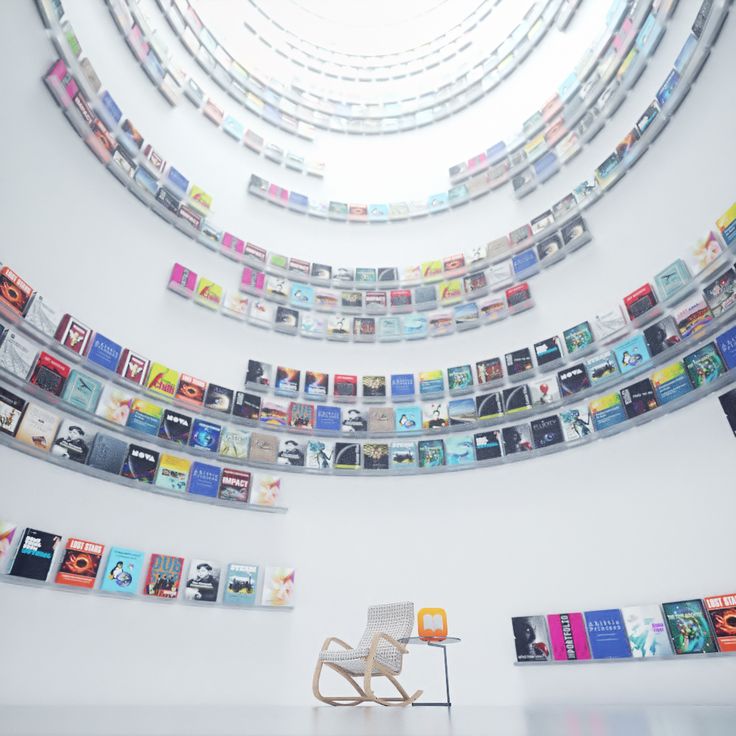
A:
1 706 735 736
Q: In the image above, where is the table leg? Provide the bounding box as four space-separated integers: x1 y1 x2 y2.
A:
412 642 452 707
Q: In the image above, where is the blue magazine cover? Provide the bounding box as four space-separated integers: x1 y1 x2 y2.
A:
315 405 341 432
188 462 221 497
716 325 736 370
99 547 145 594
223 563 259 606
585 609 632 659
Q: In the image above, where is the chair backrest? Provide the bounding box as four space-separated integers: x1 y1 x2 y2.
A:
357 602 414 672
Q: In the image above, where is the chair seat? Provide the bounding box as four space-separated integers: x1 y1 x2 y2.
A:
319 648 398 676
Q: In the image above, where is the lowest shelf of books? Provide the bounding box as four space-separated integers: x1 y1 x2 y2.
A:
0 520 295 610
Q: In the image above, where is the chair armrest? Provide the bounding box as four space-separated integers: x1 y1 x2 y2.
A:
320 637 353 652
369 632 409 656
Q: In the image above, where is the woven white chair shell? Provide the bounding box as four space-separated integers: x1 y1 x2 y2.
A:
319 602 414 675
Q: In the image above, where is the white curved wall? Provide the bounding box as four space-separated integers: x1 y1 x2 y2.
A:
0 0 735 706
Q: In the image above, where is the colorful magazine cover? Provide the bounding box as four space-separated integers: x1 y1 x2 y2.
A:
261 567 295 607
55 537 104 588
547 612 591 661
622 605 672 658
144 554 184 599
184 559 221 602
9 528 61 581
223 563 258 606
512 616 550 662
99 547 145 594
584 609 632 659
662 600 717 654
703 593 736 652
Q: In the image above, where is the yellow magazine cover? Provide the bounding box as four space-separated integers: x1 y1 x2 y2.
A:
195 277 223 309
146 362 179 399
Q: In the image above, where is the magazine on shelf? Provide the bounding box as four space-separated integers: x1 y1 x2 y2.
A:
589 392 627 431
99 547 145 595
127 399 163 437
217 468 251 503
87 433 128 474
584 609 632 659
55 537 104 589
224 564 258 606
683 343 725 387
621 605 672 658
52 418 95 465
121 444 159 484
16 404 60 453
473 430 503 460
29 351 70 397
512 616 550 662
9 528 61 581
674 298 713 339
188 462 220 498
0 330 37 380
144 553 184 599
547 613 591 661
662 600 717 655
643 317 681 357
25 295 61 338
363 443 389 470
184 559 220 603
502 424 533 454
158 409 192 445
620 378 658 419
0 385 27 437
445 435 474 466
651 362 693 405
613 334 651 374
703 593 736 652
154 453 190 493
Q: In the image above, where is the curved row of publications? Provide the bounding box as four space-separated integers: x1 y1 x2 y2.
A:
152 0 565 133
240 0 531 80
245 0 721 219
239 0 506 80
449 0 723 182
3 249 736 475
2 203 735 439
35 0 725 319
101 0 326 176
512 594 736 663
0 520 294 609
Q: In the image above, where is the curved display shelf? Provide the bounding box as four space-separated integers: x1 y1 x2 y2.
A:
36 33 595 306
3 207 736 474
154 0 565 134
37 0 718 289
0 522 294 610
512 597 736 664
103 0 326 176
449 0 725 188
169 261 543 343
247 1 724 222
242 0 506 82
243 0 502 76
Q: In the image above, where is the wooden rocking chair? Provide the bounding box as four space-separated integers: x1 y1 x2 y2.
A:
313 601 423 706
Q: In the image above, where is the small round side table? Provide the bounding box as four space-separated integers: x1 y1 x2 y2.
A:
401 636 461 707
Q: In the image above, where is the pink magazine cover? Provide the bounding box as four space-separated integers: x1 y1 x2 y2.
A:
46 59 79 107
547 612 591 661
168 263 197 297
221 232 245 260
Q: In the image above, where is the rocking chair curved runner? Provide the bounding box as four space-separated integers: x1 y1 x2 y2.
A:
312 601 423 706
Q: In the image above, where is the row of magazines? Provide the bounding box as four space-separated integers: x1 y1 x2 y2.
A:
513 596 736 662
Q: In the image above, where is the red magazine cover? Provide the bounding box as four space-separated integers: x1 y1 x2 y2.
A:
176 373 206 405
54 314 92 356
0 266 33 316
55 537 104 588
704 593 736 652
117 349 150 385
144 554 184 599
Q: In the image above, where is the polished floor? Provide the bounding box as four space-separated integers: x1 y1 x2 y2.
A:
1 706 735 736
